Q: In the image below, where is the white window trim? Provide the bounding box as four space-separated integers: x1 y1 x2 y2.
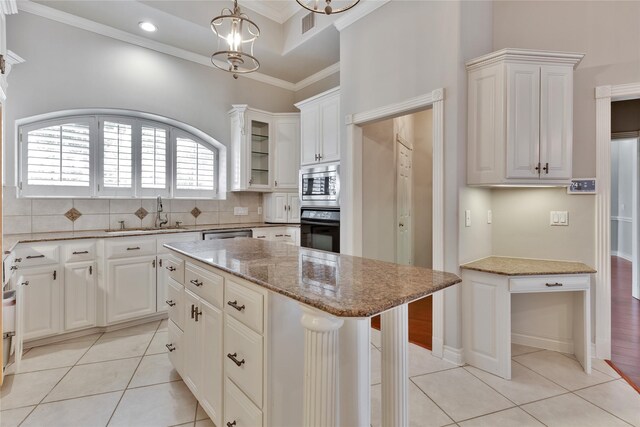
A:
16 108 227 199
172 128 217 198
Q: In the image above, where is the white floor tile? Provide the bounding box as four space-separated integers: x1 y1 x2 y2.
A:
371 381 453 427
22 391 122 427
196 404 208 421
409 343 458 377
105 321 160 337
78 333 154 364
521 393 629 427
591 358 621 379
43 357 140 402
412 368 514 422
15 334 100 373
146 331 169 355
371 328 381 348
575 379 640 426
465 362 566 405
195 420 215 427
108 381 197 427
129 353 180 388
371 345 381 385
458 407 544 427
0 368 69 410
511 343 543 357
0 406 35 427
514 350 613 391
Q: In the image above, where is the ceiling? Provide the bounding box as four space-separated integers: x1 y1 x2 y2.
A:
30 0 341 84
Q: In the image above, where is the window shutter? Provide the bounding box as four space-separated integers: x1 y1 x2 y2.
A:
141 126 167 189
26 123 91 187
103 121 132 188
175 137 215 191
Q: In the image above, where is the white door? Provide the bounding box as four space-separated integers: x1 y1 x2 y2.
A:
287 193 301 223
272 193 288 223
199 299 223 426
274 117 300 189
506 63 541 179
540 65 573 180
300 105 319 166
319 96 341 163
106 256 156 323
64 261 96 330
182 289 201 396
396 140 413 265
20 266 61 340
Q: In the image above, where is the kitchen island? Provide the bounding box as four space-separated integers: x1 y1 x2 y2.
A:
164 238 460 427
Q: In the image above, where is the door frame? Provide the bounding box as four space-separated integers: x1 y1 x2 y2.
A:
341 88 446 358
595 82 640 359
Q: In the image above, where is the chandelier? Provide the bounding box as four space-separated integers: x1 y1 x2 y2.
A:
210 0 260 79
296 0 360 15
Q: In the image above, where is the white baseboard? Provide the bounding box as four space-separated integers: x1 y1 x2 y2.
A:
611 251 632 262
512 332 573 354
431 337 444 359
443 345 464 366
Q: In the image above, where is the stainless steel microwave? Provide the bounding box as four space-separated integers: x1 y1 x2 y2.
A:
299 164 340 208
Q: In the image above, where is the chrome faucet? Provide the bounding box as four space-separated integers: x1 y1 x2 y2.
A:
155 196 169 228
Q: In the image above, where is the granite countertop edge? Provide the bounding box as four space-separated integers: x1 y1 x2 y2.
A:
460 256 597 276
167 244 462 318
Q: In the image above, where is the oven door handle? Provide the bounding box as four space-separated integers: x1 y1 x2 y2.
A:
300 220 340 227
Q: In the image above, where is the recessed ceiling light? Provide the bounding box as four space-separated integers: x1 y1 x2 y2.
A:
139 21 157 32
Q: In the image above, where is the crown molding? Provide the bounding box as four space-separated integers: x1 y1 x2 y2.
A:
466 48 585 71
293 62 339 92
0 0 18 15
243 1 300 24
333 0 390 32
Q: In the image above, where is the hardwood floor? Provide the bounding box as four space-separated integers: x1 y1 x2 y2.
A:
610 256 640 390
371 296 432 350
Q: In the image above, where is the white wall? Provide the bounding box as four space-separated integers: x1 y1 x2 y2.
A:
611 138 638 261
4 12 296 188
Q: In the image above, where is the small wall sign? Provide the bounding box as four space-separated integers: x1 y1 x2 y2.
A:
567 178 597 194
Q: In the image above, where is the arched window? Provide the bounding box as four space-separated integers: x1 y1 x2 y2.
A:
17 109 226 198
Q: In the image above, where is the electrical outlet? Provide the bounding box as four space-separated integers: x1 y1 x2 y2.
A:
487 210 492 224
550 211 569 226
465 210 471 227
234 207 249 216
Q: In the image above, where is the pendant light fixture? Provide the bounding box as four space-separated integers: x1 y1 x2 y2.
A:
210 0 260 79
296 0 360 15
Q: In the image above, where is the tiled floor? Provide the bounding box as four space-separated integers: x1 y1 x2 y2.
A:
1 322 638 427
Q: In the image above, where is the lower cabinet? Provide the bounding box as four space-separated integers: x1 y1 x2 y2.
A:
183 289 223 427
225 378 263 427
167 319 184 376
106 256 157 323
64 261 96 330
18 266 61 341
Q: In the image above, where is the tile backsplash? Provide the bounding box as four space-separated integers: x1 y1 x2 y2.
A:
2 186 263 234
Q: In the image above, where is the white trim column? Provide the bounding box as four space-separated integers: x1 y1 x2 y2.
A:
300 305 345 427
381 304 409 427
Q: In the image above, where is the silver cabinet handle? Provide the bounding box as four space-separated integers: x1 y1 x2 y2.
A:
165 343 176 352
227 352 245 367
545 282 563 287
227 300 245 311
26 255 45 259
190 279 203 287
166 299 176 307
127 247 140 251
72 251 89 255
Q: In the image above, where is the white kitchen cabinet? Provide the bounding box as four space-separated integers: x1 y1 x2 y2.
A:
229 106 300 192
295 87 341 166
466 49 583 186
17 266 61 341
156 233 199 312
64 261 96 330
106 256 157 323
182 289 223 426
263 193 300 224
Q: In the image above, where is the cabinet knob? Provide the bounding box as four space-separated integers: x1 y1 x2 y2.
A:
165 343 176 352
227 352 245 367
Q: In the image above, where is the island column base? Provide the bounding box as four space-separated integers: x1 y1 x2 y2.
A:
381 304 409 427
300 305 345 427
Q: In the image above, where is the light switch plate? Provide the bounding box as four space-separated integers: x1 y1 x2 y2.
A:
550 211 569 226
465 210 471 227
234 207 249 216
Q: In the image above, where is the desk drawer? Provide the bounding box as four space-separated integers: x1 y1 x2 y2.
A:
15 245 59 267
164 255 184 284
65 241 96 263
225 279 264 334
224 316 263 408
185 263 223 309
167 278 184 330
509 275 589 293
106 239 156 259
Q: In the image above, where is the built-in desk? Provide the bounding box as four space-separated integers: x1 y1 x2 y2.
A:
460 257 596 380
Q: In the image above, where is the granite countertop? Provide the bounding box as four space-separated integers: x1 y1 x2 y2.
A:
460 256 596 276
3 223 299 254
165 239 461 318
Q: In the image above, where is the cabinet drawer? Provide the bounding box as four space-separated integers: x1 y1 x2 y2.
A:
106 239 156 259
167 319 184 377
185 263 223 309
167 278 184 330
225 279 264 334
164 255 185 284
224 378 263 427
65 241 96 263
509 275 590 293
224 316 263 408
251 229 271 240
270 228 287 241
15 245 59 267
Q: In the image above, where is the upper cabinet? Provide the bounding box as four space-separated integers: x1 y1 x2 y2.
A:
466 49 584 186
295 87 341 166
229 106 300 192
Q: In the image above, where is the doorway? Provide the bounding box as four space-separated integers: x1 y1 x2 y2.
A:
361 110 434 349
